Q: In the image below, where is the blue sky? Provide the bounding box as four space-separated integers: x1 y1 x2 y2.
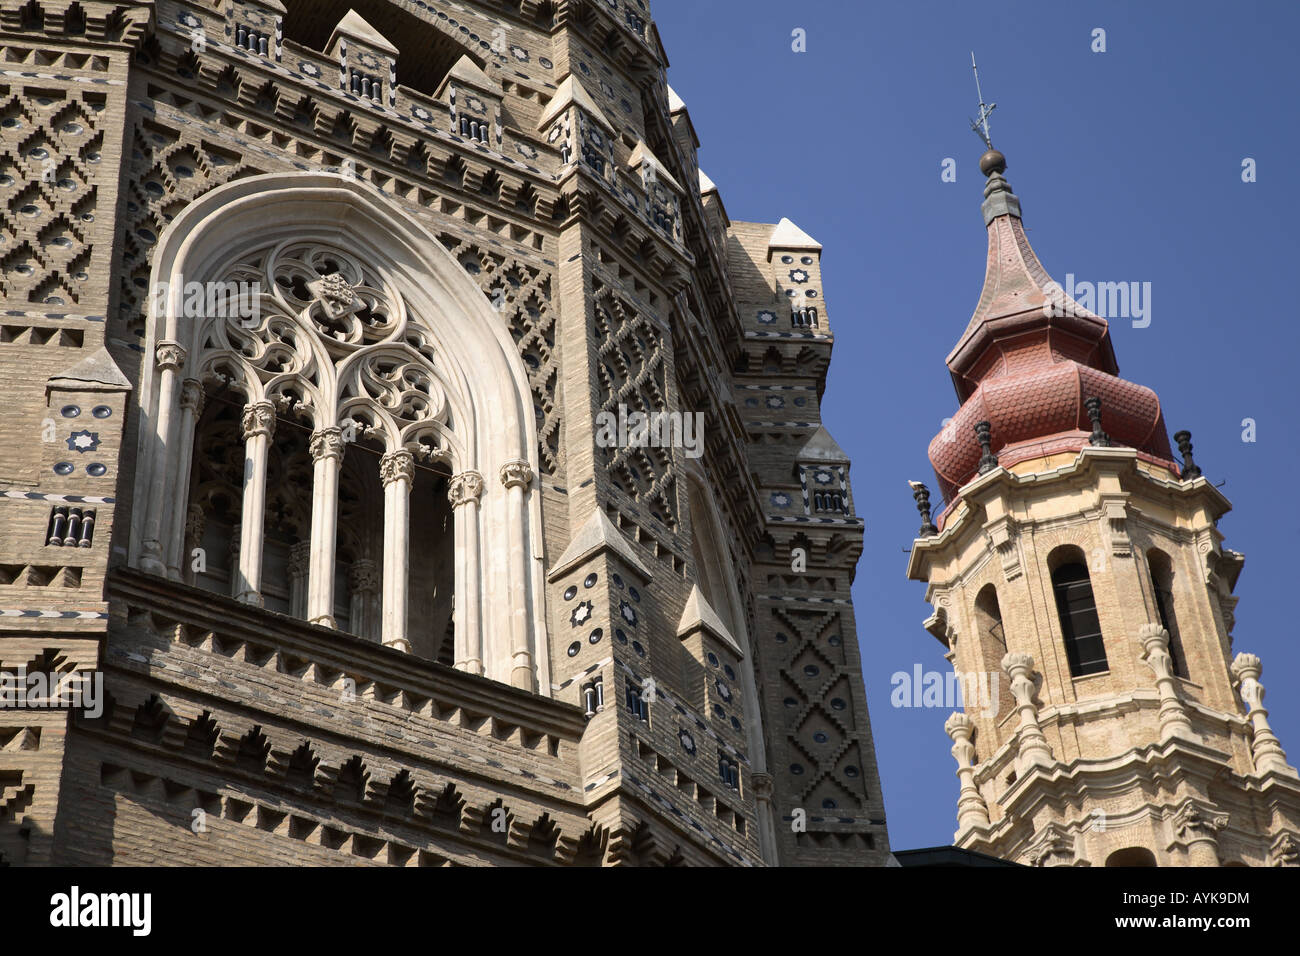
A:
653 0 1300 851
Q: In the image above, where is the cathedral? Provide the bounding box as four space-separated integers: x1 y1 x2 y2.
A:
905 147 1300 867
0 0 890 866
3 0 1292 872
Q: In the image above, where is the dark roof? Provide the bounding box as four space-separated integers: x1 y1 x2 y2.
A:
894 845 1023 867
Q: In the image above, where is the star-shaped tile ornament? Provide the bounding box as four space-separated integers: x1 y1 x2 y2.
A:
66 430 100 453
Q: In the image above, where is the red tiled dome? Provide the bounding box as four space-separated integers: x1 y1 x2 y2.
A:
928 357 1174 503
929 162 1179 505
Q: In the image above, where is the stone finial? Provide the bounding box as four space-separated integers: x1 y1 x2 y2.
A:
1084 396 1111 447
944 711 991 832
1173 430 1202 480
980 161 1022 225
974 421 997 474
1001 652 1054 771
1232 652 1265 705
1137 623 1197 742
1231 652 1295 776
908 480 938 537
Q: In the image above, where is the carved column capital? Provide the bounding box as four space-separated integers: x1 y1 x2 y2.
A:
179 378 206 415
348 558 379 593
1271 832 1300 867
750 771 774 802
185 503 206 545
310 427 346 463
380 449 415 486
1025 823 1075 867
288 540 312 578
447 471 485 507
241 401 276 440
1174 800 1228 842
155 340 187 371
499 459 534 489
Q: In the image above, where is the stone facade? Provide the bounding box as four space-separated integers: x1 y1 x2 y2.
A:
0 0 889 866
906 150 1300 867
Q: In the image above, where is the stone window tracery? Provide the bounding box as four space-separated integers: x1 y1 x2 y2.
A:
166 238 459 653
129 175 549 692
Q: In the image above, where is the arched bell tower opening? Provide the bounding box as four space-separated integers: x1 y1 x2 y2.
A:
129 173 548 691
1106 847 1157 868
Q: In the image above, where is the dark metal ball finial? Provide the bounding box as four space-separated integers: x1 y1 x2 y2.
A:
979 149 1006 177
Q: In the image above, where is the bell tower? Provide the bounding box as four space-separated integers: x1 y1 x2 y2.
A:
905 148 1300 867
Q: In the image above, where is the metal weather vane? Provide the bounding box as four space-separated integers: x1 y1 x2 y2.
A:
969 52 996 149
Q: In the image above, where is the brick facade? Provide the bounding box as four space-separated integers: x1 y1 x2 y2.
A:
0 0 890 867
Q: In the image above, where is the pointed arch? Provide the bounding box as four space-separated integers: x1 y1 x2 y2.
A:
130 172 549 693
684 465 778 864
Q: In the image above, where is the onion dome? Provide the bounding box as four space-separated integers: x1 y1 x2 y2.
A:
928 154 1177 505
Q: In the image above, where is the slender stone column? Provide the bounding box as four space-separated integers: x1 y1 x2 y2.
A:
447 471 485 675
165 378 205 580
307 427 345 627
235 401 275 606
1139 623 1198 742
348 559 379 641
500 460 535 690
1002 652 1054 772
750 772 781 863
380 449 415 652
1231 652 1294 775
140 341 187 576
945 711 992 832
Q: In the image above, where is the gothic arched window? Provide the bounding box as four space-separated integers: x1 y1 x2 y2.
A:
130 174 546 691
1050 551 1109 677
